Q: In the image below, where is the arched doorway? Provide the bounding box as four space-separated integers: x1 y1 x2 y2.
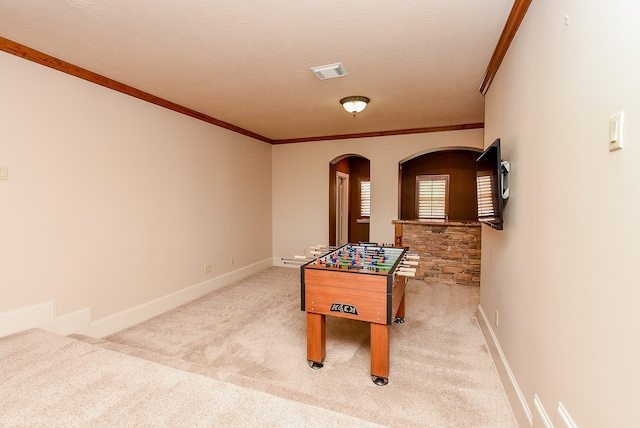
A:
329 155 370 246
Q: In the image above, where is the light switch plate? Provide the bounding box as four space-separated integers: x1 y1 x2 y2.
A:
609 112 624 151
0 165 8 180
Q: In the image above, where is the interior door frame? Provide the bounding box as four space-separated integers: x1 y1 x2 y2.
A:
336 171 349 246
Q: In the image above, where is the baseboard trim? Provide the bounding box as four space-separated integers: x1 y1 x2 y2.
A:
533 394 553 428
0 302 93 338
477 304 532 427
91 258 273 338
1 259 273 339
55 307 93 336
556 402 578 428
0 301 55 338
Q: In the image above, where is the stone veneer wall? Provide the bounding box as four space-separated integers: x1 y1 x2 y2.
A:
394 221 481 286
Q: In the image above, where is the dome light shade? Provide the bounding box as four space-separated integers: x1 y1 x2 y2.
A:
340 96 370 116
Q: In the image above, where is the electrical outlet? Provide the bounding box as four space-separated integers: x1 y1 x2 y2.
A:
204 264 211 273
494 310 499 327
230 257 234 265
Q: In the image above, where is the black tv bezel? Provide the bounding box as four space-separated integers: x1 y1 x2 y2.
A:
476 138 505 230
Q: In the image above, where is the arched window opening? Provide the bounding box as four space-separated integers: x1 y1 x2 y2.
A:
399 150 480 222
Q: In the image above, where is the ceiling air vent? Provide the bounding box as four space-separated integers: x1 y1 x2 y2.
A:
310 63 348 80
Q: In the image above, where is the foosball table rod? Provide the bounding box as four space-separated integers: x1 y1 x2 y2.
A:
396 271 416 277
282 245 337 264
281 255 316 265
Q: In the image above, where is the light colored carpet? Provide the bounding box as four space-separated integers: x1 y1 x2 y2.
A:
0 328 382 427
100 267 517 427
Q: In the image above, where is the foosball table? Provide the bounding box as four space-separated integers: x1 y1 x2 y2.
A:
295 244 419 385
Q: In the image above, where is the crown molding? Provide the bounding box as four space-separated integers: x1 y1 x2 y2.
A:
1 36 487 145
0 36 272 143
271 123 484 145
478 0 533 95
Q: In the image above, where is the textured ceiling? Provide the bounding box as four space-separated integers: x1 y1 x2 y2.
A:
0 1 514 142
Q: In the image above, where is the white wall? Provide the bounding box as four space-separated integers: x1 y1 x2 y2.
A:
0 51 273 337
272 131 483 261
480 0 640 426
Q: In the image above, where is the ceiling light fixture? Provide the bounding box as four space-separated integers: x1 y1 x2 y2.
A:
340 96 370 117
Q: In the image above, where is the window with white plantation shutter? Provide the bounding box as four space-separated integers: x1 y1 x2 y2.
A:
476 171 496 219
360 180 371 217
416 175 449 220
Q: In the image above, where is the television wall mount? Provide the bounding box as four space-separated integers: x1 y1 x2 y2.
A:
501 160 510 199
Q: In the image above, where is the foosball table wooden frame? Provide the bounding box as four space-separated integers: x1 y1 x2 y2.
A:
300 245 411 385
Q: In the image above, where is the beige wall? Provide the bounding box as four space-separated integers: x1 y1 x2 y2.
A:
0 52 272 335
481 0 640 426
272 131 483 260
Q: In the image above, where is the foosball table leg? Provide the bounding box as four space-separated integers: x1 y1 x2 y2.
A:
396 291 406 320
372 375 389 386
307 312 326 369
370 323 389 386
309 361 323 369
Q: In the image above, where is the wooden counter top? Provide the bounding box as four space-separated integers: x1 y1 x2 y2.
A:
392 220 481 227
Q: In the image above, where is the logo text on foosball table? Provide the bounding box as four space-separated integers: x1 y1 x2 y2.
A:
330 303 359 316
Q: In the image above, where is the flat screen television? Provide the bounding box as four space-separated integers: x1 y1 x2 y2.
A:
476 138 509 230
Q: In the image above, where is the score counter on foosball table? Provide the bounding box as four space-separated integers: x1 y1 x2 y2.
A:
300 244 419 385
